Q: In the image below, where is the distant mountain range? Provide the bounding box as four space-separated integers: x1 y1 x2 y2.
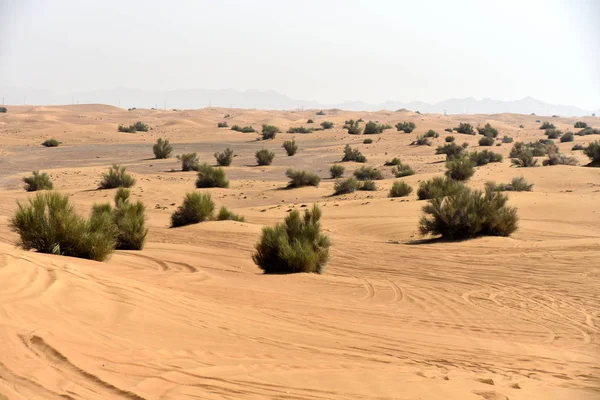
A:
1 86 598 117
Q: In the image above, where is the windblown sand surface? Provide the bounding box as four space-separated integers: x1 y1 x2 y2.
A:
0 105 599 399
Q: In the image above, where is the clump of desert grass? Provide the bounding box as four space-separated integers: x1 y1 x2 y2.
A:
99 165 136 189
22 171 53 191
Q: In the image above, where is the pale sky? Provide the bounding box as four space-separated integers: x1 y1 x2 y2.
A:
1 0 599 109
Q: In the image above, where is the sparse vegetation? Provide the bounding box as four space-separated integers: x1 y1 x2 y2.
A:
502 136 514 143
510 148 538 167
445 136 455 142
417 177 465 200
389 181 413 197
577 127 600 136
217 206 245 222
424 129 439 138
287 126 313 134
214 148 234 166
455 123 475 135
307 119 314 124
105 188 148 250
22 171 53 191
419 186 518 239
286 169 320 188
343 119 362 135
217 122 228 128
341 144 366 162
42 138 60 147
283 139 298 156
316 110 326 115
560 131 574 142
353 165 383 180
393 163 415 177
252 205 330 274
436 142 469 159
572 144 584 151
118 121 148 133
171 192 215 227
384 157 402 166
363 121 391 134
583 140 600 165
330 164 345 178
478 136 495 146
510 141 556 158
195 163 229 188
333 177 359 194
411 135 431 146
444 128 453 133
231 125 256 133
359 180 377 191
0 107 7 113
153 138 173 159
256 149 275 165
477 123 498 138
99 165 135 189
320 121 334 129
445 157 475 181
545 129 562 139
262 124 280 139
469 150 503 166
395 122 416 133
485 177 533 192
540 121 555 130
118 124 135 133
363 138 373 144
574 121 588 128
177 153 200 171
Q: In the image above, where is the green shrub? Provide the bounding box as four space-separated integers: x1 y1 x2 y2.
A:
364 121 389 134
478 136 494 146
114 187 130 204
262 124 280 139
118 124 135 133
485 176 533 192
393 163 415 177
316 110 326 115
23 171 53 191
445 157 475 181
283 139 298 156
510 141 555 158
436 142 469 159
99 165 135 189
196 163 229 188
330 164 345 178
153 138 173 159
511 148 538 167
540 121 555 129
132 121 149 132
455 123 475 135
417 177 465 200
424 129 439 138
217 206 245 222
384 157 402 166
341 144 366 162
214 148 234 166
572 144 584 150
10 192 116 261
287 126 313 134
237 125 256 133
477 123 498 138
286 169 320 188
177 152 200 171
411 135 431 146
334 177 359 194
110 193 147 250
469 150 503 166
353 165 383 180
42 138 60 147
217 121 228 128
419 186 518 239
395 122 416 133
320 121 334 129
583 141 600 165
359 180 377 191
389 181 413 197
445 136 455 143
502 136 514 143
560 131 574 142
519 124 524 128
252 205 330 274
444 128 453 133
574 121 587 128
577 127 599 136
171 192 215 227
545 129 562 139
230 124 241 131
256 149 275 165
542 149 577 166
343 119 362 135
307 119 314 124
0 107 7 113
363 138 373 144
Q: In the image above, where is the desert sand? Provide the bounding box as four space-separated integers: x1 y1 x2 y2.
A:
0 105 599 400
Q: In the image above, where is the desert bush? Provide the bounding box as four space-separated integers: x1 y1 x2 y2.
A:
478 136 495 146
341 144 366 162
577 127 600 136
511 148 538 167
574 121 587 128
583 141 600 165
110 194 147 250
153 138 173 159
444 128 453 133
99 164 135 189
455 123 475 135
113 187 130 204
195 163 229 188
519 124 524 128
560 131 574 142
334 177 359 194
217 206 245 222
0 107 7 113
424 129 439 138
477 123 498 138
419 186 518 239
540 121 555 129
469 150 503 166
572 144 584 150
353 165 383 180
262 124 280 139
307 119 314 124
510 141 555 158
541 149 577 166
171 192 215 227
256 149 275 165
330 164 345 178
395 122 416 133
177 152 200 171
384 157 402 166
359 180 377 191
132 121 148 132
231 125 255 133
42 138 60 147
545 129 562 139
287 126 313 134
363 138 373 144
411 135 431 146
344 119 362 135
22 171 53 191
214 148 234 166
230 124 241 131
118 124 135 133
10 192 116 261
502 135 514 143
417 177 465 200
316 110 326 115
393 163 415 177
445 157 475 181
389 181 412 197
320 121 334 129
252 205 330 274
445 136 455 143
217 122 228 128
485 177 533 192
364 121 389 134
436 142 469 159
282 139 298 156
286 169 320 188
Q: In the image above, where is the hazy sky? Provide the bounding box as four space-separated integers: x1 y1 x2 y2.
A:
1 0 599 109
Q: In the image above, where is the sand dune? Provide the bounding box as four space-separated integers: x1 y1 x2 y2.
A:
0 106 599 399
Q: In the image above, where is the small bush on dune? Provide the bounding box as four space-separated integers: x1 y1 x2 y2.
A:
417 177 465 200
153 138 173 159
502 136 514 143
214 148 234 166
231 125 255 133
395 122 416 133
411 135 431 146
436 142 469 159
510 141 555 158
577 127 599 136
344 119 362 135
389 181 412 197
334 177 359 194
385 157 402 166
256 149 275 166
469 150 503 166
42 138 60 147
477 123 498 138
196 163 229 188
171 192 215 227
445 157 475 181
542 149 577 166
307 119 314 124
364 121 390 134
419 186 518 240
217 206 245 222
109 190 148 250
99 165 135 189
478 136 495 146
540 121 555 129
560 131 574 142
118 124 135 133
0 107 7 113
316 110 326 115
230 124 241 131
583 140 600 165
445 136 455 143
320 121 334 129
545 129 562 139
572 144 584 151
353 165 383 180
393 163 415 177
132 121 149 132
485 176 533 192
511 148 538 167
262 124 280 139
574 121 587 128
286 169 320 188
283 139 298 156
455 123 475 135
252 205 330 274
341 144 366 162
287 126 313 134
363 138 373 144
424 129 439 138
444 128 453 133
23 171 53 191
359 180 377 191
330 164 345 178
177 153 200 171
217 121 228 128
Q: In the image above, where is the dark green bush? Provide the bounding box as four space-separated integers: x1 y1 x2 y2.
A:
230 124 241 131
445 157 475 181
132 121 148 132
359 180 377 191
108 190 148 250
364 121 389 134
519 124 524 128
23 171 53 191
42 138 60 147
510 141 556 158
572 144 584 151
341 144 366 162
286 169 320 188
545 129 562 139
196 163 229 188
316 110 326 115
389 181 412 197
177 153 200 171
485 177 533 192
330 164 345 178
511 148 538 167
417 177 465 200
171 192 215 227
540 121 555 129
334 177 359 194
574 121 587 128
256 149 275 165
153 138 173 159
384 157 402 166
343 119 362 135
395 122 416 133
445 136 455 143
436 142 469 159
320 121 334 129
118 124 135 133
477 123 498 138
411 135 431 146
363 138 373 144
217 206 245 222
353 165 383 180
307 119 314 124
577 127 600 136
560 132 574 142
99 165 135 189
262 124 280 139
252 205 330 274
393 163 415 177
0 107 7 113
469 150 503 166
419 186 518 239
425 129 439 138
502 136 514 143
214 148 234 166
455 123 475 135
444 128 453 133
287 126 313 134
217 122 228 128
542 149 577 166
583 141 600 165
479 136 495 146
283 139 298 156
231 125 256 133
